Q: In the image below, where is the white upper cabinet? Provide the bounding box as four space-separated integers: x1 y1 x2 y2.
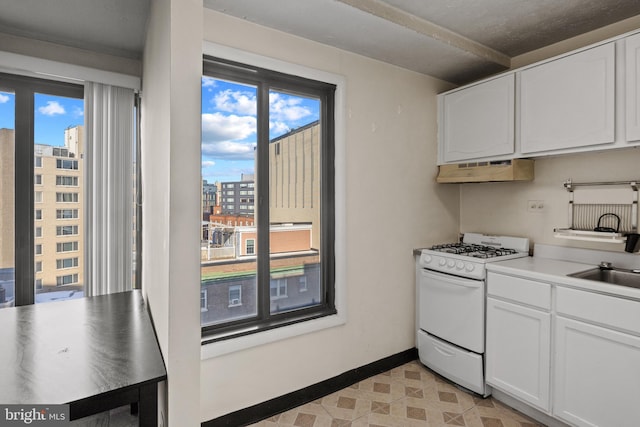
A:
626 33 640 142
440 74 515 163
519 43 615 154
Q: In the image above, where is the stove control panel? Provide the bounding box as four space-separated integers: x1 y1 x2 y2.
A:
419 252 483 280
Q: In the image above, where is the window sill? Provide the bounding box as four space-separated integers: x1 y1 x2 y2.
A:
200 310 345 359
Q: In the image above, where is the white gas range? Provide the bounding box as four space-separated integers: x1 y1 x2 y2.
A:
417 233 530 396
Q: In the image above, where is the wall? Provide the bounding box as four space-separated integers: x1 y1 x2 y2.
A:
141 0 202 425
199 9 459 422
461 18 640 253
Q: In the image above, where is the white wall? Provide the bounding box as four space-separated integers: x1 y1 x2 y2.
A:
199 9 459 422
141 0 202 425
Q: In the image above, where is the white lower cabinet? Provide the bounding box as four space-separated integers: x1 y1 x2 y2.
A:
554 315 640 427
486 297 551 412
486 272 640 427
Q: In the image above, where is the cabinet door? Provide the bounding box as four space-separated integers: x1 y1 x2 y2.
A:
441 74 514 162
554 316 640 427
520 43 615 154
626 33 640 142
486 297 551 412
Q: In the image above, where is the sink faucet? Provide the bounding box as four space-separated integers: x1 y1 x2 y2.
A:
599 261 613 269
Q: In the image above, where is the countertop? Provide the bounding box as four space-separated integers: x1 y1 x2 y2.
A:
486 257 640 301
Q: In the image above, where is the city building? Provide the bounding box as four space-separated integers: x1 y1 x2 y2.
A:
219 177 255 216
201 179 217 218
0 126 84 304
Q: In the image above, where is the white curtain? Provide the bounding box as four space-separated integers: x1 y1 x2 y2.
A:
84 82 135 296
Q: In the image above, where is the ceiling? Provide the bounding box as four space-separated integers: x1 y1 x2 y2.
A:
1 0 640 84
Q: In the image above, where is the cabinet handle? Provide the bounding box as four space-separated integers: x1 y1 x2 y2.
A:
433 344 455 357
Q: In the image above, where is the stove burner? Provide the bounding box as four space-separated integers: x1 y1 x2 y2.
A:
430 243 519 258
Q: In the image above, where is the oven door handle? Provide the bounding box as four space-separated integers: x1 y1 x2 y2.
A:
421 269 482 289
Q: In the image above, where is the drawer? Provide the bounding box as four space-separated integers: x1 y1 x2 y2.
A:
487 272 551 310
556 287 640 335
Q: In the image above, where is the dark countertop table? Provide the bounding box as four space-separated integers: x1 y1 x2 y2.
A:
0 290 166 426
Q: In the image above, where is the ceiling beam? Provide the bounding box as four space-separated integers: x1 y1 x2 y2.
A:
337 0 512 68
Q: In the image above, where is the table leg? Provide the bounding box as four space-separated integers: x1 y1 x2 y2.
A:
138 382 158 427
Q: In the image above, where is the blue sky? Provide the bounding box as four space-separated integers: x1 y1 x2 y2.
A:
201 77 320 183
0 91 84 147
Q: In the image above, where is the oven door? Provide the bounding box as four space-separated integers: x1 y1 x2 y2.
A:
418 268 485 353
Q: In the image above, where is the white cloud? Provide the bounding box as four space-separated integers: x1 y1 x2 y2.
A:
73 106 84 118
269 93 312 122
269 121 290 136
202 112 256 142
202 77 217 88
214 89 256 116
202 160 216 168
202 112 256 160
0 93 9 103
38 101 65 116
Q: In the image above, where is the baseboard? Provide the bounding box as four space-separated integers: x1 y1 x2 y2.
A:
201 348 418 427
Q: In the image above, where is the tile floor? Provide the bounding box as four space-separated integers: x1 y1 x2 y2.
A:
248 360 543 427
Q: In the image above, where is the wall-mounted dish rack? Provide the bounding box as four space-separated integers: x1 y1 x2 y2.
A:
554 179 638 243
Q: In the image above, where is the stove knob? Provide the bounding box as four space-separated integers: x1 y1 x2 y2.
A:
447 259 455 268
438 258 446 266
465 263 475 272
422 255 432 264
456 261 464 270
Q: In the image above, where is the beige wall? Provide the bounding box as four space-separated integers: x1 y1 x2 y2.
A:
199 9 459 422
461 18 640 254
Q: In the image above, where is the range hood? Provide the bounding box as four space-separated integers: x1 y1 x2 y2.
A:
437 159 534 183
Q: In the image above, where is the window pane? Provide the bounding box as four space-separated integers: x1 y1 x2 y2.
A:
201 78 258 327
268 90 322 315
0 90 15 307
34 93 84 303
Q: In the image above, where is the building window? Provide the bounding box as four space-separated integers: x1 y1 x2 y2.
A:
35 244 42 255
56 176 78 186
35 156 42 168
56 257 79 269
200 56 336 339
56 209 79 219
56 159 78 170
56 192 78 203
299 276 308 292
34 191 43 203
35 174 42 185
35 279 42 290
56 241 79 252
35 227 42 238
270 279 288 299
56 225 78 236
35 209 42 220
35 261 42 273
246 239 255 255
201 290 208 312
228 285 242 307
56 273 78 286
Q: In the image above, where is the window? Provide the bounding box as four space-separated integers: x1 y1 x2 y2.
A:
35 156 42 168
200 57 335 339
56 209 79 219
56 176 78 186
299 276 308 292
56 241 79 252
35 261 42 273
56 192 78 203
34 191 43 203
270 279 287 299
35 209 42 220
35 174 42 185
35 227 42 238
56 225 78 236
56 274 78 286
228 285 242 307
56 257 78 269
35 244 42 255
246 239 255 255
56 159 78 170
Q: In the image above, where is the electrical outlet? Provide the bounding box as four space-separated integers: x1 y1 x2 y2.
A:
527 200 545 212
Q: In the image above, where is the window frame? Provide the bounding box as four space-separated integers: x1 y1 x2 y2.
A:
201 56 336 341
1 73 83 305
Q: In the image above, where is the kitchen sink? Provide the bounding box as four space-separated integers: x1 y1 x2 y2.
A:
569 268 640 289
